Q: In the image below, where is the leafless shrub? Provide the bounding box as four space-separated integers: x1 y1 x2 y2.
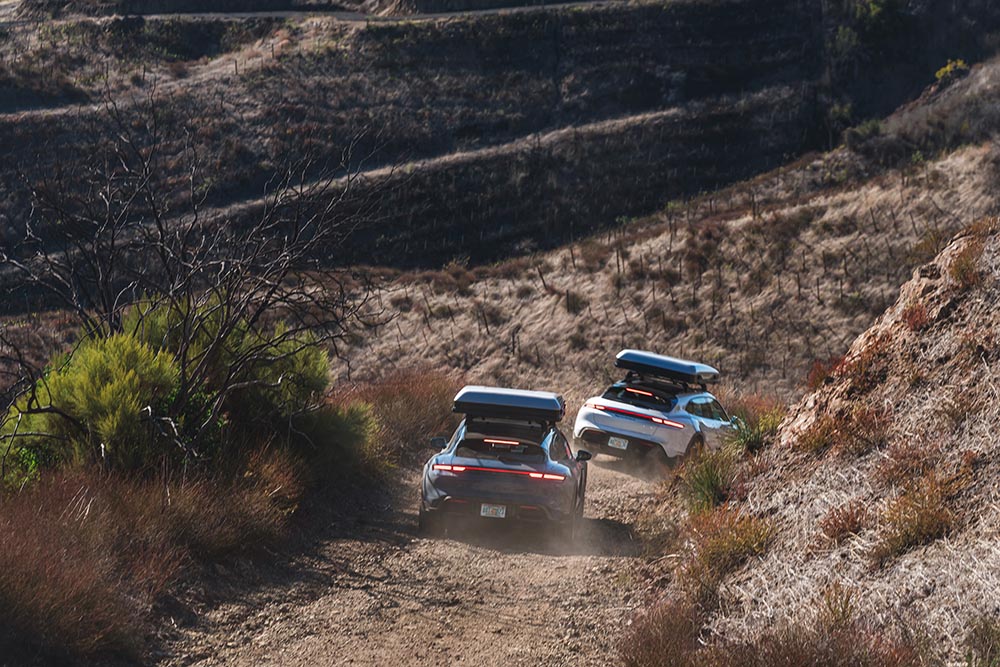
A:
901 302 929 331
1 91 382 459
677 507 774 608
873 441 939 488
870 472 954 567
817 500 869 547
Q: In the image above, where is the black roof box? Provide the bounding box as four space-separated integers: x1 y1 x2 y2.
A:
453 385 565 423
615 349 720 385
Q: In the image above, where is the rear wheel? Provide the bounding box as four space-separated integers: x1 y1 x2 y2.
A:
559 498 581 544
418 506 444 537
648 446 677 478
685 435 706 460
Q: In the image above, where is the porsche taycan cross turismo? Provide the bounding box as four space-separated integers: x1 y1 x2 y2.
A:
420 386 591 541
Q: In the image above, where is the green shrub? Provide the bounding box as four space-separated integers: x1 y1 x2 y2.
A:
727 405 785 455
683 447 738 512
4 334 179 473
935 58 970 86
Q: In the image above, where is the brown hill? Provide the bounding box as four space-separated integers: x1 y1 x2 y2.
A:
699 217 1000 661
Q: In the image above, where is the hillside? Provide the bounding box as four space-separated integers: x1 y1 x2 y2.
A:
5 0 1000 271
678 217 1000 662
335 138 999 408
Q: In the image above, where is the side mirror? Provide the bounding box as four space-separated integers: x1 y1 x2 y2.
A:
575 450 592 462
731 416 746 430
430 436 447 450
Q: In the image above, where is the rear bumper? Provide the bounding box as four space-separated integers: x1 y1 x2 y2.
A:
576 428 662 458
423 495 565 522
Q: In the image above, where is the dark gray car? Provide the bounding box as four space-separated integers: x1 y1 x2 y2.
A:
419 386 591 541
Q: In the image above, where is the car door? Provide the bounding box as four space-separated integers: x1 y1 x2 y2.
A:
708 399 736 443
697 398 730 449
684 397 713 448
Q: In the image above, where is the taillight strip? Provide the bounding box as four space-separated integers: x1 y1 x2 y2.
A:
585 402 685 429
432 464 564 481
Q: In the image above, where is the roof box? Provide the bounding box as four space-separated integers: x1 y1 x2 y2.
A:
453 385 566 423
615 349 720 385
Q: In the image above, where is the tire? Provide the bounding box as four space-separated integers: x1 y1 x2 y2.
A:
648 446 677 477
559 499 580 544
418 506 444 537
685 435 706 460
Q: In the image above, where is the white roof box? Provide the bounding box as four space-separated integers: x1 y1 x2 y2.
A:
615 349 720 385
453 385 566 422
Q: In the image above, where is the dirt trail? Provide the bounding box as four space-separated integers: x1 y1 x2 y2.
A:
163 459 655 666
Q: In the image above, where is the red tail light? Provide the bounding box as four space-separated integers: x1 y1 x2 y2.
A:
585 402 685 429
625 387 654 397
432 464 564 481
433 464 467 472
484 438 520 445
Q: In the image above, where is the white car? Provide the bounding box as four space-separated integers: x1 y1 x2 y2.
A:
573 350 737 463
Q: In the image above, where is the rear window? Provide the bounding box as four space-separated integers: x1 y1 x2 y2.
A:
602 384 678 412
455 438 546 463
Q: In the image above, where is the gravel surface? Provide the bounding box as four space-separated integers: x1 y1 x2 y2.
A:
161 458 656 666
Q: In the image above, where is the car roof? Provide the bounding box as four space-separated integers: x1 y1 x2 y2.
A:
453 385 566 422
615 349 720 385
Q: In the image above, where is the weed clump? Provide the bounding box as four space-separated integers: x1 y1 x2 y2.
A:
795 414 839 456
678 508 774 607
725 394 786 455
817 500 869 547
682 448 738 512
870 473 953 567
950 239 984 290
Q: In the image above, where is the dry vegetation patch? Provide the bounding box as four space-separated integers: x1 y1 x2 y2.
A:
678 508 774 608
817 499 869 547
869 472 955 568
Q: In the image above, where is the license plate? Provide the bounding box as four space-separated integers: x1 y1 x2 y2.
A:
480 503 507 519
608 436 629 450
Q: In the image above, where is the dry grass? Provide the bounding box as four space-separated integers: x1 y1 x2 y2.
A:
678 508 774 607
0 367 459 661
620 598 704 667
837 335 890 397
793 405 889 458
965 616 1000 667
340 368 462 464
839 405 891 457
950 239 985 290
621 585 927 667
0 449 302 660
806 356 844 391
870 472 954 567
795 414 839 456
872 440 939 488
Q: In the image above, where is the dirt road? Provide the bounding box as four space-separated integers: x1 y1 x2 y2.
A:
162 459 656 666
